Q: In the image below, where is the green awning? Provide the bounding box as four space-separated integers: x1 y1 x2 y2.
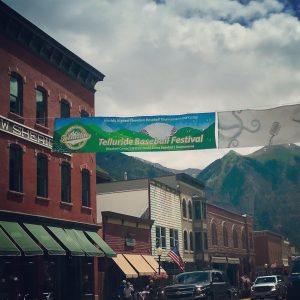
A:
0 221 43 256
24 224 66 256
85 231 116 257
66 229 104 257
47 226 84 256
0 227 21 256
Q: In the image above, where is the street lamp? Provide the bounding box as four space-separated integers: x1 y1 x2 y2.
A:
157 247 163 275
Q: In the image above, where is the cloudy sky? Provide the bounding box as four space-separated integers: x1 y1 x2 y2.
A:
5 0 300 170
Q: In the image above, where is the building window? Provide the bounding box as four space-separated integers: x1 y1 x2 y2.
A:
9 144 23 192
189 231 194 251
182 199 187 218
194 231 203 251
193 201 201 220
203 232 208 250
201 202 207 219
223 226 229 247
60 99 70 118
36 88 47 126
80 110 89 117
249 232 253 249
169 228 179 248
82 169 90 207
61 162 71 203
183 230 188 251
10 73 23 115
188 201 192 219
37 153 48 198
233 228 239 248
156 226 166 249
241 229 247 249
211 223 218 245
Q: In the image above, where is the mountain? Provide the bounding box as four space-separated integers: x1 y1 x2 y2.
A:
197 144 300 248
96 153 201 181
96 153 173 181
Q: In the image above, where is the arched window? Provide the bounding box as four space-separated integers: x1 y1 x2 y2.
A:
188 201 192 219
241 229 247 249
223 226 229 247
60 99 70 118
189 231 194 251
9 144 23 192
211 223 218 245
36 87 47 126
10 73 23 115
182 199 187 218
61 162 71 203
183 230 188 251
233 228 239 248
249 232 253 249
82 169 90 207
37 153 48 198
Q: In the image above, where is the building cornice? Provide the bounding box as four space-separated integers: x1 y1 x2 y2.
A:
0 2 105 91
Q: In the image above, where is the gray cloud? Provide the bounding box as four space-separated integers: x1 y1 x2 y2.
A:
4 0 300 169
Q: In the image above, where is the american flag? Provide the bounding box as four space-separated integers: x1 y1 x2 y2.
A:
168 246 185 272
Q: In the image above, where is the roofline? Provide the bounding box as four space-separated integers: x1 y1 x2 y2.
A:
101 211 154 225
0 2 105 91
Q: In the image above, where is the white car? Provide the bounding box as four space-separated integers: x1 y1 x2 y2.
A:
250 275 287 300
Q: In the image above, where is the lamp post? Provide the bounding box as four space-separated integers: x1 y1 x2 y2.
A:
157 247 163 275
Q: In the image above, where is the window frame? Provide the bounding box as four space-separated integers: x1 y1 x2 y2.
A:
183 230 188 251
61 162 71 203
9 144 23 192
223 225 229 247
155 226 166 249
36 87 47 126
182 198 187 218
211 223 218 246
194 231 203 251
188 200 193 220
60 99 71 118
189 231 194 251
10 73 23 116
169 228 179 249
37 153 48 198
233 228 239 248
193 200 201 220
82 169 90 207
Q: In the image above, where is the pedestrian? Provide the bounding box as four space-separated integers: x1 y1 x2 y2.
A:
123 282 134 300
118 279 127 299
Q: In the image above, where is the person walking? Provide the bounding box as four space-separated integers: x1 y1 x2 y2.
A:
123 282 134 300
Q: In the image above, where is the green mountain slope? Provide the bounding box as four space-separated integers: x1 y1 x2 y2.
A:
96 153 173 181
197 144 300 248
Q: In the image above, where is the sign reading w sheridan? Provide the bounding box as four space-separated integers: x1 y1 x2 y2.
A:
53 113 216 153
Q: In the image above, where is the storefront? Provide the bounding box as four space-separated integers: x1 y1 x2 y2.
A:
0 215 116 300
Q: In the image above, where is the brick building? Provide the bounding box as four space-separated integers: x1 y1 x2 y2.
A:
0 2 114 300
207 203 255 285
254 230 283 273
101 211 159 299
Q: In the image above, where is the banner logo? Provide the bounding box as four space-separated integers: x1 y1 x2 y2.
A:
60 125 91 150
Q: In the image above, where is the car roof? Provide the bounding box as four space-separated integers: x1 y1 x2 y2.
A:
256 276 277 279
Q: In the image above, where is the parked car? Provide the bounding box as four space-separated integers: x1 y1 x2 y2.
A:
287 256 300 299
162 269 238 300
250 275 287 300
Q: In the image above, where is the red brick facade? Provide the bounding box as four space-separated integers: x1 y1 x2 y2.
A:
207 203 256 283
102 211 153 255
0 34 97 222
254 231 283 269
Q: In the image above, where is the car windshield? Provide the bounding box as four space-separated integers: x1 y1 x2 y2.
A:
255 277 276 284
176 272 209 284
291 260 300 273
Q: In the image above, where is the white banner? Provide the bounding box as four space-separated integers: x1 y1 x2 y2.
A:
218 104 300 148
